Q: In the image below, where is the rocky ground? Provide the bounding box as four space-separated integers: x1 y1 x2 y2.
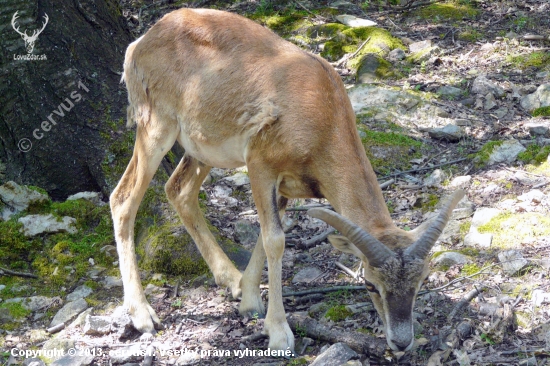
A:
1 0 550 365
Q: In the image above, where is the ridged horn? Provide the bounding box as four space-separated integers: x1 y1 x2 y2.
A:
405 190 466 259
307 208 394 268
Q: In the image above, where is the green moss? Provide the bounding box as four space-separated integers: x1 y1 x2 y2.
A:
421 194 439 213
0 302 31 319
414 1 480 21
518 145 550 164
461 263 480 276
457 247 478 257
358 127 422 174
507 52 550 70
478 212 550 249
532 106 550 117
458 28 483 42
459 221 471 237
325 305 353 322
27 186 49 196
468 140 504 168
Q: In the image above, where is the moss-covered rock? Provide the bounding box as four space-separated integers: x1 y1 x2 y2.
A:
356 54 400 83
412 1 480 21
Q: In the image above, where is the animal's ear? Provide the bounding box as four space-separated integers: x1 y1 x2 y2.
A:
328 234 367 263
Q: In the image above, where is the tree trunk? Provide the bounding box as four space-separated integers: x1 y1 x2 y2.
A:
0 0 132 199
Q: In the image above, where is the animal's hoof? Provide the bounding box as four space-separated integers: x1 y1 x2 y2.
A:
265 320 295 357
128 302 161 334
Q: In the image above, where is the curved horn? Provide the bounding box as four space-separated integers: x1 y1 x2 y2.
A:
405 189 465 259
308 208 394 268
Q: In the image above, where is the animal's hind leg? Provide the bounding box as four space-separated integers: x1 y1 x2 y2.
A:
165 154 242 298
110 122 178 334
239 197 287 318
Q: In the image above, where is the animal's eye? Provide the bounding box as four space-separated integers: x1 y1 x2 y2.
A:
364 281 379 294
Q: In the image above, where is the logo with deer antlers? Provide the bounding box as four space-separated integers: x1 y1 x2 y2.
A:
11 11 49 54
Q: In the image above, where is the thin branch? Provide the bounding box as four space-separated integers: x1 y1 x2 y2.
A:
282 285 366 297
299 228 335 249
447 285 485 321
419 262 500 295
0 266 38 279
286 203 331 212
335 261 358 279
378 158 468 180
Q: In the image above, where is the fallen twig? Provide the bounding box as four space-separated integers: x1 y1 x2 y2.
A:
286 203 331 212
419 262 498 295
242 331 267 343
283 285 366 297
335 261 358 279
378 158 468 180
299 228 335 249
447 285 485 321
0 266 38 279
47 323 65 334
287 313 387 357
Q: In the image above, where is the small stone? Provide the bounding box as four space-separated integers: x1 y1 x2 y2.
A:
493 107 508 119
83 314 112 336
0 181 49 221
50 298 89 327
176 349 201 365
66 285 93 302
109 344 144 364
471 75 505 98
449 175 471 189
388 48 405 62
18 214 77 237
487 140 526 165
536 71 550 79
433 252 469 267
100 245 118 258
428 124 464 142
22 358 46 366
484 93 497 110
345 302 373 314
66 192 100 204
223 172 250 187
424 169 447 188
437 85 463 99
234 219 260 247
51 355 94 366
212 184 232 198
292 266 323 284
310 342 358 366
409 40 432 53
335 14 377 27
526 122 550 136
517 189 546 203
356 54 393 83
498 250 528 275
103 276 123 289
4 296 58 312
42 338 75 362
532 289 550 307
520 84 550 112
111 306 137 340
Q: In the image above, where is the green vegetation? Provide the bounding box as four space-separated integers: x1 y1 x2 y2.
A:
468 140 504 168
413 1 480 21
324 305 353 322
459 221 471 237
532 106 550 117
461 263 481 276
358 127 423 174
517 145 550 164
507 52 550 70
0 302 31 319
458 27 483 42
478 212 550 249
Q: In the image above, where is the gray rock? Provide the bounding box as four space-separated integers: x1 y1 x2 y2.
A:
484 92 497 110
292 266 323 284
111 306 138 340
310 343 357 366
532 289 550 307
433 252 469 267
493 107 508 119
449 175 471 189
66 285 93 302
498 250 528 275
51 355 94 366
49 298 89 327
83 314 112 335
526 122 550 136
223 172 250 187
100 244 118 258
471 207 501 228
176 350 201 365
212 184 232 198
464 207 501 248
424 169 447 188
520 84 550 112
518 189 547 203
5 296 58 312
42 338 75 362
388 48 405 62
409 40 432 53
437 85 463 99
345 302 373 314
103 276 123 289
234 219 260 247
109 344 144 364
335 14 377 27
18 214 77 237
356 54 391 83
0 181 49 221
487 140 526 165
66 192 101 205
428 124 464 142
471 75 505 98
22 358 46 366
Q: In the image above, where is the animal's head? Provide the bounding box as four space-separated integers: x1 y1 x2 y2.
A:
308 190 464 352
